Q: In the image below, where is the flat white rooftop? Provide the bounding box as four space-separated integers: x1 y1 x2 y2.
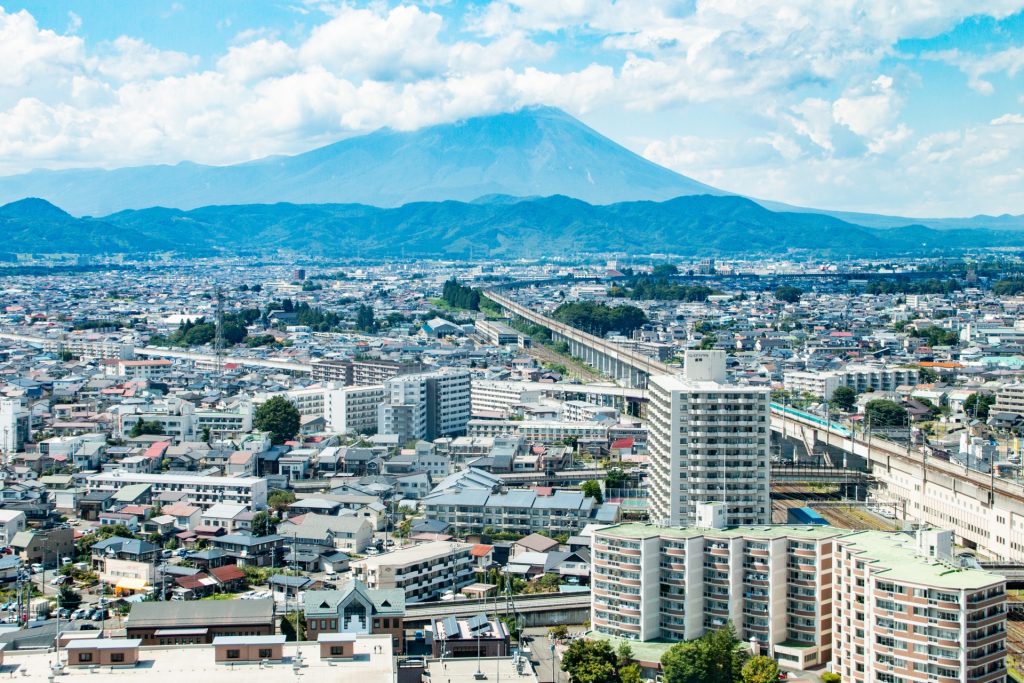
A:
4 635 393 683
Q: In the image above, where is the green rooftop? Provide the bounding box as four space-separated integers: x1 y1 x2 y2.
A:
587 632 677 664
837 530 1003 590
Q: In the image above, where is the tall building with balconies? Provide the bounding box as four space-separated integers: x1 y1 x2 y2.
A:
832 529 1006 683
648 351 771 527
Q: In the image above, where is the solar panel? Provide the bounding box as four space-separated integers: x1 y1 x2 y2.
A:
467 614 490 633
441 616 459 638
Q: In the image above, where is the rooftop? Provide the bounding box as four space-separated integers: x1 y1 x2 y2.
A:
3 636 394 683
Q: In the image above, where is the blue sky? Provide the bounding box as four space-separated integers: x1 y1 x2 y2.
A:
1 1 1023 216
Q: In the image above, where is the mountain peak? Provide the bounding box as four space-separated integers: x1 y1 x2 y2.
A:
0 197 73 220
0 109 718 216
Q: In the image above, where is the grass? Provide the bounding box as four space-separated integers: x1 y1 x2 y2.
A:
200 593 239 600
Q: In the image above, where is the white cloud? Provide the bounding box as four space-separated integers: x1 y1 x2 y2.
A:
925 46 1024 94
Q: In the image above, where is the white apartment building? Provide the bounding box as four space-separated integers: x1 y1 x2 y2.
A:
466 419 609 443
470 380 542 417
326 385 386 434
103 359 173 380
784 364 921 401
117 398 253 441
378 370 471 442
0 510 26 545
992 383 1024 416
562 400 619 423
86 471 268 510
352 540 475 603
648 351 771 527
0 398 30 453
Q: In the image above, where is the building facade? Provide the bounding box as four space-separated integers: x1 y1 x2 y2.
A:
648 351 771 527
352 541 474 603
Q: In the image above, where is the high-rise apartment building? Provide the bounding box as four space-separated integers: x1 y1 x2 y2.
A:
378 369 471 442
648 351 770 527
592 520 1007 677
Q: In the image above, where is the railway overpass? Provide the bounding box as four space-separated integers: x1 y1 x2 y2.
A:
770 403 1024 562
403 592 591 628
484 290 674 389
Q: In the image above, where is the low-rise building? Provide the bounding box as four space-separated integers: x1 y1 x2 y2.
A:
126 598 277 645
303 580 406 651
352 540 475 603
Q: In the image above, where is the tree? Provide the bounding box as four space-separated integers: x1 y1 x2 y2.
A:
355 304 377 332
581 480 604 503
549 624 569 640
917 366 939 383
774 285 803 303
201 426 212 444
821 673 841 683
254 396 301 444
57 584 83 611
741 655 780 683
267 489 297 514
830 386 857 412
865 399 909 428
964 393 996 420
252 510 273 536
661 623 748 683
561 639 618 683
129 419 164 438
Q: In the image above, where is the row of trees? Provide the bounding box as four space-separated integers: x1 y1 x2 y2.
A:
865 278 961 295
774 285 802 303
608 278 714 302
441 278 482 310
560 625 788 683
552 302 648 337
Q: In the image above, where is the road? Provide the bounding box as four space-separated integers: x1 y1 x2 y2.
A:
523 628 567 683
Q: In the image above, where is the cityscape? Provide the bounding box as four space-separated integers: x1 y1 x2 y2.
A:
0 3 1023 683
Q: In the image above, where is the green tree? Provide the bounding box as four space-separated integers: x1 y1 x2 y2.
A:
964 393 996 420
57 584 83 611
821 673 841 683
830 385 857 412
355 304 377 332
581 480 604 503
254 396 301 444
549 624 569 640
267 489 297 514
661 623 748 683
741 655 780 683
617 644 642 683
774 285 803 303
561 638 618 683
200 426 212 444
917 366 939 383
865 399 909 428
129 419 164 438
251 510 273 536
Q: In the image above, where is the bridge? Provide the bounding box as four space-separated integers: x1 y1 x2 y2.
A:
771 404 1024 562
402 592 591 628
484 290 673 389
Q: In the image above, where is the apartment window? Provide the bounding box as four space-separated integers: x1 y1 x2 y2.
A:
226 650 240 659
258 649 273 658
111 653 125 663
79 653 93 663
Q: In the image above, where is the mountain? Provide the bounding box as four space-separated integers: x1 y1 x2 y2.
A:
5 195 1024 258
0 107 719 216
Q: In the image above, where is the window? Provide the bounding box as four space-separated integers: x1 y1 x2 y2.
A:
79 653 93 662
330 646 344 656
111 653 125 663
226 649 240 659
258 648 273 658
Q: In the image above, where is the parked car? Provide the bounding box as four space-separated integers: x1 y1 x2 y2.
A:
90 609 107 621
71 608 88 620
78 623 98 631
161 549 173 558
61 557 73 565
30 563 43 574
50 575 66 586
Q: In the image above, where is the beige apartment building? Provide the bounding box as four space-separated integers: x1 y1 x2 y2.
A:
592 521 1007 679
351 540 475 603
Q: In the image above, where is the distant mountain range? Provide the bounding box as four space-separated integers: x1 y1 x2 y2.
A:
0 105 1019 245
0 107 719 216
4 194 1024 258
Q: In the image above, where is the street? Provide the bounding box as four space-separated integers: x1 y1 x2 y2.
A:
522 627 567 683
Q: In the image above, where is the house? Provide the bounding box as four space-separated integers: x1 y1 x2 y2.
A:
210 533 285 567
11 527 74 566
512 533 559 557
303 581 406 652
162 502 201 531
201 503 252 533
278 513 373 554
209 564 247 592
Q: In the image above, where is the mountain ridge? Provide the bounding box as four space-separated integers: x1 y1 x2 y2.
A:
4 194 1023 258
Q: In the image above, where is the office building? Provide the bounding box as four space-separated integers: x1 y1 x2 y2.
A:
648 351 771 527
0 398 30 454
